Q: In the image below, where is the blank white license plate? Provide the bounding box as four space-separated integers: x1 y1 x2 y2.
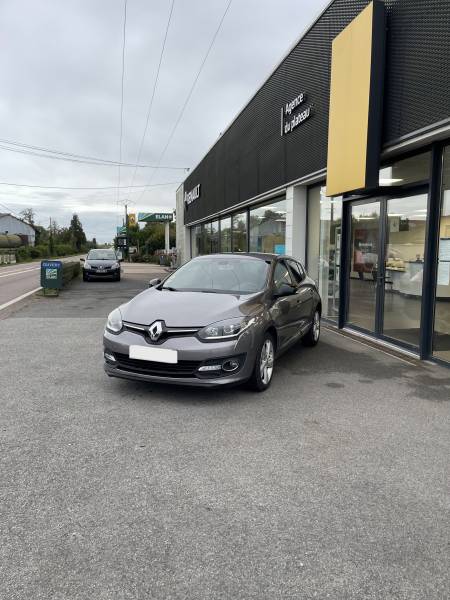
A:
129 345 178 364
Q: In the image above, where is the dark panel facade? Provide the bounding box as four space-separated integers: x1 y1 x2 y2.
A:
184 0 450 225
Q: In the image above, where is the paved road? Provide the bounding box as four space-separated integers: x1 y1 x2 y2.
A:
0 255 84 310
1 268 449 599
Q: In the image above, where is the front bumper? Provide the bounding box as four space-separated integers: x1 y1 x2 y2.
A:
103 327 258 388
85 268 120 278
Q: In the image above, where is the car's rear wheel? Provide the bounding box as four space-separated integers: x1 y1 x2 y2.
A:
302 309 320 347
249 333 275 392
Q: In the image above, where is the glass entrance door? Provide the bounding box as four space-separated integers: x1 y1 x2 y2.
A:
346 192 429 348
382 193 428 346
348 200 381 333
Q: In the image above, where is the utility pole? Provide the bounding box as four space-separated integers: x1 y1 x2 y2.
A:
124 203 129 262
49 217 54 256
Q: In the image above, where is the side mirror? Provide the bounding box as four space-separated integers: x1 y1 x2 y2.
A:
274 283 295 298
149 278 161 288
80 258 85 262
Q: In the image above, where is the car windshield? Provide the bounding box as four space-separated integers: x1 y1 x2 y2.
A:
87 250 117 260
162 257 269 294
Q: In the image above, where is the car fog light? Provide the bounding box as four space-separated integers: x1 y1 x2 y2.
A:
104 352 116 362
198 364 222 372
222 359 240 372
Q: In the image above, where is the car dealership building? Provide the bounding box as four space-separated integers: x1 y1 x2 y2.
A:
176 0 450 366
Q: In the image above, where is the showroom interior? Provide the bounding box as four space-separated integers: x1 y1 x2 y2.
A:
175 0 450 366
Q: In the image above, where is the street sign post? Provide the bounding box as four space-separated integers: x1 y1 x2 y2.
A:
40 260 63 294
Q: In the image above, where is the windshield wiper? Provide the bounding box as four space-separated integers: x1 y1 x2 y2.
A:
162 286 179 291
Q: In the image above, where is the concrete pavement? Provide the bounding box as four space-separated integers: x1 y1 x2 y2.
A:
1 266 449 599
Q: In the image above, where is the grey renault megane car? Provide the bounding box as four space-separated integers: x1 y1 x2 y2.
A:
103 253 321 391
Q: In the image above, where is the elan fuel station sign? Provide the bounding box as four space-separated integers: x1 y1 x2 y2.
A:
138 212 173 223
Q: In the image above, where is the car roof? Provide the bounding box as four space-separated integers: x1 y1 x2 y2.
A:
193 252 290 262
193 252 300 263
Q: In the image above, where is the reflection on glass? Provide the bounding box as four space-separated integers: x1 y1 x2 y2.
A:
307 185 342 321
232 212 247 252
191 225 202 257
211 220 219 253
220 216 232 252
383 195 428 347
249 197 286 253
318 188 342 321
433 146 450 362
379 152 430 186
348 202 380 332
202 222 212 254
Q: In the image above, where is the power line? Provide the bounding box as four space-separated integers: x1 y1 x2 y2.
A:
0 140 188 169
136 0 233 204
0 200 21 218
0 181 181 191
127 0 175 192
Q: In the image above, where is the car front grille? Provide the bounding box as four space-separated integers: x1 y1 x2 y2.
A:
122 321 199 344
113 352 201 378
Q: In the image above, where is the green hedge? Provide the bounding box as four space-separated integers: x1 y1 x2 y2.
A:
15 245 81 263
62 261 80 285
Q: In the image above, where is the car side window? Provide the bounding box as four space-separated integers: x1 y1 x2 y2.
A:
287 260 305 285
273 260 293 291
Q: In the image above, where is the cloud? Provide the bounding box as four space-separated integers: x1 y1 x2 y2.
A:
0 0 326 242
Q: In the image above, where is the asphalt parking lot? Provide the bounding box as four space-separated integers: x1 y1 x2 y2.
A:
1 265 450 599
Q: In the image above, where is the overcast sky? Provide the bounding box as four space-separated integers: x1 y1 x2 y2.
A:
0 0 327 242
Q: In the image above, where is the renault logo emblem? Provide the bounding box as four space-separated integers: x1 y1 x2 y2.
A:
148 320 163 342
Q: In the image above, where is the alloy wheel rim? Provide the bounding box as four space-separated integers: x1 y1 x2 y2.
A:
260 339 274 385
313 311 320 341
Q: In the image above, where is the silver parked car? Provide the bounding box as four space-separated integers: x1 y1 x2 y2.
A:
103 253 321 391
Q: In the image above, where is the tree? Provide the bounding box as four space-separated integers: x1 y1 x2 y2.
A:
69 214 86 251
20 208 35 225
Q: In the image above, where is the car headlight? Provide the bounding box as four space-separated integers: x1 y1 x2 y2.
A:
106 308 123 333
84 262 90 269
198 316 255 340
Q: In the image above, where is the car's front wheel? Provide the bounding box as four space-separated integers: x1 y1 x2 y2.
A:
302 309 320 347
83 272 89 282
249 332 275 392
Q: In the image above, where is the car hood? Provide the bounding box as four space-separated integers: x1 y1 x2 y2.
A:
86 259 117 267
121 288 264 327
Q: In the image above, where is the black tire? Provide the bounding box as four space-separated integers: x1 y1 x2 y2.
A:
248 332 275 392
302 309 320 347
83 272 89 282
116 273 121 282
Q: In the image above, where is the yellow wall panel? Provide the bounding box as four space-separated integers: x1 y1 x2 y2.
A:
326 1 385 197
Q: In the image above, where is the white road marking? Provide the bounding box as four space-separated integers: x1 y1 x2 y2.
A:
0 266 40 278
0 287 42 312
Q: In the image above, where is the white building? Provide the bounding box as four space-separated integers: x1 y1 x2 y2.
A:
0 213 36 246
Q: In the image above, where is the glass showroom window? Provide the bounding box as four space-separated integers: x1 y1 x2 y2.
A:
379 151 431 187
220 216 232 252
249 197 286 253
201 222 212 254
307 185 342 322
433 145 450 363
191 225 202 257
232 212 248 252
211 220 219 253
